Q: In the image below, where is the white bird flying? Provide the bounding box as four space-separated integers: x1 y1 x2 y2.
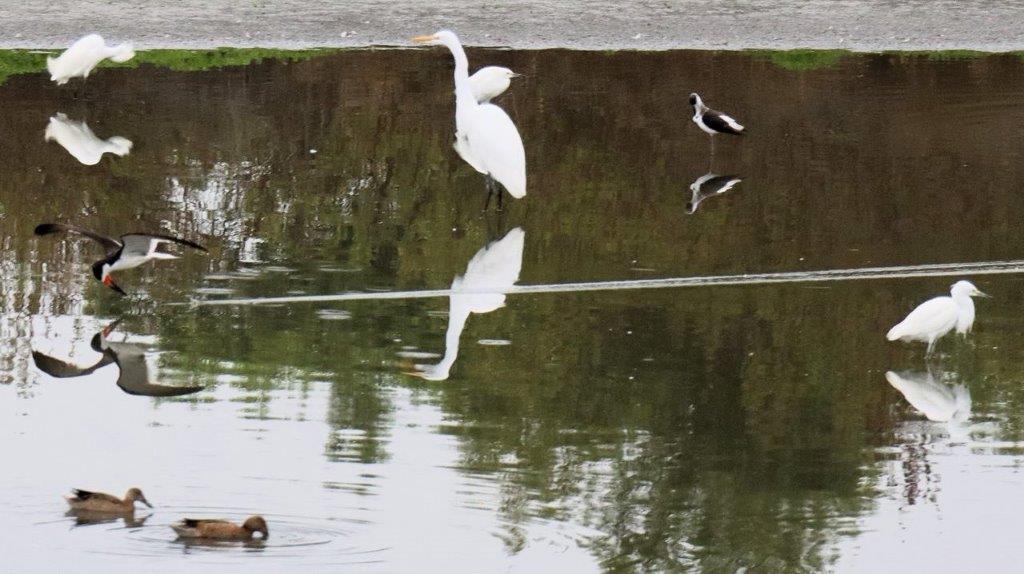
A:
47 34 135 85
413 30 526 209
469 66 521 103
44 113 132 165
886 280 989 355
406 228 525 381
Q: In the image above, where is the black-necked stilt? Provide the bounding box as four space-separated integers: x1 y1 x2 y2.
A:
689 93 745 138
33 321 205 397
686 173 744 214
34 223 207 296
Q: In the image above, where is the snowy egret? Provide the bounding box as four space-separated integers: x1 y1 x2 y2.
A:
47 34 135 85
34 223 207 296
406 228 525 381
44 113 132 165
32 322 204 397
413 30 526 209
686 173 743 214
469 66 521 103
885 370 971 423
886 280 989 355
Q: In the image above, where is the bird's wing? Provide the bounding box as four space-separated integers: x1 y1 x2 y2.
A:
704 110 745 135
108 344 204 397
462 227 525 289
467 104 526 198
181 518 228 527
71 489 121 504
888 297 958 340
34 223 121 255
32 350 114 378
120 233 207 257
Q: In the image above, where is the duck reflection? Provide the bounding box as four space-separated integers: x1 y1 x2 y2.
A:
406 228 525 381
66 508 150 528
44 113 132 165
685 173 743 214
32 322 204 397
885 369 971 423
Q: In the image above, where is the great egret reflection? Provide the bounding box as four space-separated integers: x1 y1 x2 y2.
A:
885 370 971 423
469 66 521 103
413 30 526 209
44 113 132 166
886 280 988 355
47 34 135 85
686 173 743 213
405 228 525 381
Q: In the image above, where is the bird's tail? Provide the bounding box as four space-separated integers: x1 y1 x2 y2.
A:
105 136 133 157
109 43 135 63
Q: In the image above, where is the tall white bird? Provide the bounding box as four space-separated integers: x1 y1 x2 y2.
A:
47 34 135 86
469 66 521 103
885 370 971 423
406 228 525 381
413 30 526 209
886 280 989 355
44 113 132 165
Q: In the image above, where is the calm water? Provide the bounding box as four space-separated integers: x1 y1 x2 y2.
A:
4 48 1024 572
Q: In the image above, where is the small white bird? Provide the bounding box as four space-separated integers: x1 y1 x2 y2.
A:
47 34 135 86
469 66 521 103
413 30 526 209
689 93 745 139
45 113 132 165
886 280 989 355
885 370 971 423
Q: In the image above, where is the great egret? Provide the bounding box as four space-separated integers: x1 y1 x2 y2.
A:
686 173 743 214
469 66 521 103
47 34 135 86
413 30 526 209
34 223 207 296
885 370 971 423
886 280 989 355
44 113 132 165
406 228 525 381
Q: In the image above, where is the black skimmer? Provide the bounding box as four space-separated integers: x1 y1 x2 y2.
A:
32 322 205 397
686 173 743 214
689 93 745 157
34 223 207 296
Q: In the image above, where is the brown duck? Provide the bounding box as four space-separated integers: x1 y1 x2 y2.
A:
64 488 152 512
171 516 269 540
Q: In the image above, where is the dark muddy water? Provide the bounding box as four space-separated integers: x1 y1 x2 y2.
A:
4 48 1024 572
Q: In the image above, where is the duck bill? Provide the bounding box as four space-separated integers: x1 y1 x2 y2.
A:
102 275 127 296
140 498 153 508
411 34 436 44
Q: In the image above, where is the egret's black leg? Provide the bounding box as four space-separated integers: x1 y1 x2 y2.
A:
497 186 504 211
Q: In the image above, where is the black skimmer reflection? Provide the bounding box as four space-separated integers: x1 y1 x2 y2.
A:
32 322 205 397
686 173 743 214
34 223 207 296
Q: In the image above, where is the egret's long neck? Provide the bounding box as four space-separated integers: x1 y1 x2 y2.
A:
441 36 476 128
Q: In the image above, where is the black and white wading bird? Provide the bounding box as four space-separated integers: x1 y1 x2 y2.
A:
34 223 207 296
689 93 744 158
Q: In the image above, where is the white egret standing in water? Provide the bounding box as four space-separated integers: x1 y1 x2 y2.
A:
469 66 521 103
406 228 525 381
47 34 135 85
886 280 989 355
413 30 526 209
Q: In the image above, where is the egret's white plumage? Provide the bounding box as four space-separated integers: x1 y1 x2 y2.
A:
414 30 526 201
47 34 135 85
885 370 971 423
44 113 132 165
408 228 525 381
468 66 519 103
886 280 987 355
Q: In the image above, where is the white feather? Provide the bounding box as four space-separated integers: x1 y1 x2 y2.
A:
44 113 133 166
47 34 135 85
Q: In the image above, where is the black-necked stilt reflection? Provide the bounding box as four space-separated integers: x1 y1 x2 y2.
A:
413 30 526 210
886 280 989 356
44 113 132 166
47 34 135 86
469 66 522 104
404 227 525 381
686 173 743 214
34 223 207 296
32 321 205 397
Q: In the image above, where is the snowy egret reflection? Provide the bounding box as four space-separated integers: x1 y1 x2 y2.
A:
885 370 971 424
44 113 132 165
886 280 989 355
404 228 525 381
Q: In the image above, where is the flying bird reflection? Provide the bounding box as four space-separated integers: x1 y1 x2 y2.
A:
686 173 743 214
885 369 971 423
44 113 132 165
405 228 525 381
32 322 204 397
